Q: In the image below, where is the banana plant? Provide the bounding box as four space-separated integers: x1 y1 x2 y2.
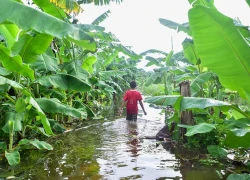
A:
159 0 250 102
144 95 250 148
141 49 193 95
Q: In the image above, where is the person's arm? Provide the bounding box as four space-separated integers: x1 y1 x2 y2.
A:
139 100 147 115
119 100 127 115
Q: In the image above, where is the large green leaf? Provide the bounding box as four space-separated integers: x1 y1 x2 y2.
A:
224 131 250 148
144 72 161 86
31 53 59 72
246 0 250 7
182 38 199 65
73 100 95 118
0 45 34 80
27 96 53 135
0 76 53 135
5 150 20 166
0 0 96 51
34 74 91 92
207 145 227 159
0 142 7 150
227 173 250 180
181 97 230 111
32 0 67 20
19 139 53 150
0 67 11 76
36 98 87 119
11 32 53 63
178 123 216 136
188 6 250 100
50 0 83 14
0 75 23 89
0 24 19 48
2 118 22 133
61 61 89 80
144 95 183 110
103 50 118 66
190 72 213 96
144 95 231 111
82 56 97 73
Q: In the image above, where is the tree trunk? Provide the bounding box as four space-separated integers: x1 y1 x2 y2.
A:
179 81 194 141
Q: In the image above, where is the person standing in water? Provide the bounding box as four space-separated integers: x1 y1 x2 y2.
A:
120 81 147 121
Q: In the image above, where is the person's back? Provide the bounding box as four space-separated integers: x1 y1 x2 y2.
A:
124 89 141 114
120 81 147 121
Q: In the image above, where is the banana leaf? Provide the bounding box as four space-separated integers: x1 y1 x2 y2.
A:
103 50 118 66
34 74 91 92
247 0 250 7
49 0 83 14
0 76 53 135
0 76 22 89
182 38 199 65
109 43 141 60
92 10 111 25
99 70 127 80
36 98 87 119
144 95 231 111
145 56 162 67
11 33 53 63
0 0 96 51
61 61 89 80
82 56 97 74
0 45 34 80
190 72 213 96
27 96 53 135
144 72 161 86
32 0 67 20
140 49 168 56
31 53 59 73
188 6 250 101
0 24 19 48
178 123 216 136
74 24 105 32
159 18 191 36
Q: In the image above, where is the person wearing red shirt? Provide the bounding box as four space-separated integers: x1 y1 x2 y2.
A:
120 81 147 121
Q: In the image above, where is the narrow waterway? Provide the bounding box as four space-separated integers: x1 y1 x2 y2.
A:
2 102 225 180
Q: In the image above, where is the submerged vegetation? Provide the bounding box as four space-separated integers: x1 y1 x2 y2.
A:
0 0 250 179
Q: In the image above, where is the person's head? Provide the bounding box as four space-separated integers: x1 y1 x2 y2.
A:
130 81 137 89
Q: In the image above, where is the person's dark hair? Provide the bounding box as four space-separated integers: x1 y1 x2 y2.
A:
130 81 137 89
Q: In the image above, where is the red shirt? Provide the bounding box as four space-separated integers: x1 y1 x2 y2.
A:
123 90 143 114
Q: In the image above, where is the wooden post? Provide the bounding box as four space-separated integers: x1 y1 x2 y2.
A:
179 81 194 140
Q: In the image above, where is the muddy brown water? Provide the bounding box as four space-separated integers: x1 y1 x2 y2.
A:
0 102 226 180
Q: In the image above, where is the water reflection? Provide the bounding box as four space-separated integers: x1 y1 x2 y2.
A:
125 121 141 157
3 102 227 179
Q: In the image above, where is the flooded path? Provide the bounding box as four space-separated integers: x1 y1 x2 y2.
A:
4 102 224 179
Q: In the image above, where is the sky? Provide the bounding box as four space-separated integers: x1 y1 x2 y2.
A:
79 0 250 69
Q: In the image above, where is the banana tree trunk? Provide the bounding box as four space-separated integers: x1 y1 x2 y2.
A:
179 80 194 141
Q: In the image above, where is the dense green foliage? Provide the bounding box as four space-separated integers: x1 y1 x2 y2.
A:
0 0 143 165
144 0 250 176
